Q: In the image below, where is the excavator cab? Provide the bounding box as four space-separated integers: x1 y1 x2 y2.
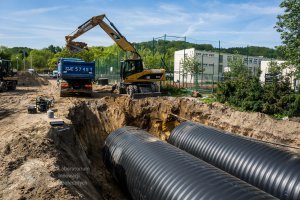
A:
120 59 143 80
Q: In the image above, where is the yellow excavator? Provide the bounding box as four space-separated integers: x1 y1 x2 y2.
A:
65 14 166 98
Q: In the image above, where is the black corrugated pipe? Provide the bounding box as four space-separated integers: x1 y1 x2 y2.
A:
103 126 277 200
169 121 300 200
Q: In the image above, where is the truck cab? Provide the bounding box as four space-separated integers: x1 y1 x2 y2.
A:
52 70 58 79
0 59 18 92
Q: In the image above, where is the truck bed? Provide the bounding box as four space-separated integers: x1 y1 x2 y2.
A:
58 58 95 80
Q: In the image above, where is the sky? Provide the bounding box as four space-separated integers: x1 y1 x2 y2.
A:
0 0 283 49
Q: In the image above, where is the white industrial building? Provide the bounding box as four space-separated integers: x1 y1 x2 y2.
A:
174 48 263 83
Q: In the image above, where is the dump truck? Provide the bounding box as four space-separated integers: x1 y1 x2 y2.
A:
0 59 17 92
57 58 95 97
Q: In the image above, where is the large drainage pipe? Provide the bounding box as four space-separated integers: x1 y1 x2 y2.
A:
169 121 300 200
103 126 277 200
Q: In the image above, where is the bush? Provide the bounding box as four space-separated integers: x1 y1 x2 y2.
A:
241 100 263 112
285 95 300 117
215 71 300 117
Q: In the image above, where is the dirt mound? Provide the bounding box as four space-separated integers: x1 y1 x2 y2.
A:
0 115 77 200
17 72 49 87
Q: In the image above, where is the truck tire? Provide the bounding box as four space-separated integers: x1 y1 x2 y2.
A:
0 82 7 92
11 81 17 90
133 85 138 93
127 85 134 98
151 83 158 92
59 87 66 97
60 91 66 97
116 83 126 94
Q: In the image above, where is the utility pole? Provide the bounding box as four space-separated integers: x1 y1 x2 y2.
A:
212 63 215 93
16 57 19 71
202 54 204 88
218 40 220 82
23 51 25 71
152 37 155 57
247 45 249 67
183 36 186 88
184 36 187 88
31 55 33 69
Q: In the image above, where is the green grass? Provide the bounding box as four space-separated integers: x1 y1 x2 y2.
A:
272 113 288 120
201 96 217 105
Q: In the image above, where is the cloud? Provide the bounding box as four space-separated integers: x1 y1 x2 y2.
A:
0 35 38 39
30 25 72 32
121 10 172 26
183 18 205 36
159 3 184 13
228 3 282 15
12 6 67 16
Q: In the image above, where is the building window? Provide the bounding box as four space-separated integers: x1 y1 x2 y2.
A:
209 54 214 57
219 55 223 63
196 52 201 56
203 63 208 67
227 56 232 62
219 65 223 73
249 58 253 64
209 64 214 67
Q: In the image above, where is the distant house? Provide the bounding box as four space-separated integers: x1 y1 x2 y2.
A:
260 60 299 90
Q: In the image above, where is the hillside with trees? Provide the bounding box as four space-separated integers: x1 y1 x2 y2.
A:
0 40 279 72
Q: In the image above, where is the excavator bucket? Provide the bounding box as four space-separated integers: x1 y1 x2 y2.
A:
66 41 88 53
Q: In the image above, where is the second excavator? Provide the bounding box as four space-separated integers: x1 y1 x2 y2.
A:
65 14 165 98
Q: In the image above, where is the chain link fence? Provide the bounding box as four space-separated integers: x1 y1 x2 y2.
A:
95 56 120 84
94 35 270 94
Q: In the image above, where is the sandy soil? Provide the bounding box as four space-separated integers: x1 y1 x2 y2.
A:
0 73 299 199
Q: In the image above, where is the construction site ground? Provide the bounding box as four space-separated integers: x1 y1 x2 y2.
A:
0 73 299 200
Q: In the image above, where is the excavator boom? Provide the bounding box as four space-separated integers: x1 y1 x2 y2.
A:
66 14 140 58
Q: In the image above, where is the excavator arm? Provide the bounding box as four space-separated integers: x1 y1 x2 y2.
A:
65 14 140 59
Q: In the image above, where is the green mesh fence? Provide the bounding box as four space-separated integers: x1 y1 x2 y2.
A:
95 57 120 84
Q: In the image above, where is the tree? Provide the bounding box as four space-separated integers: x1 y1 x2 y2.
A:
267 60 282 74
0 46 12 60
275 0 300 76
47 45 62 54
10 53 23 70
180 55 203 85
28 49 54 70
225 52 249 78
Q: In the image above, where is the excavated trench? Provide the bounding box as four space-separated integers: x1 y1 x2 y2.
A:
47 97 181 199
47 96 300 199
